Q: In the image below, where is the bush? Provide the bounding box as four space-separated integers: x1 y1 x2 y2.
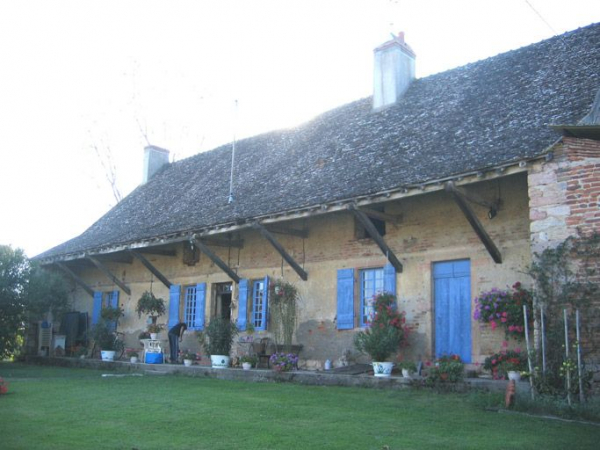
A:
198 317 238 356
270 353 299 372
427 354 464 383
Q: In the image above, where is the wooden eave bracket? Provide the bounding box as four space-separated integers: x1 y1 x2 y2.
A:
86 256 132 295
252 222 308 281
192 237 241 284
445 181 502 264
347 204 404 273
128 250 172 289
56 262 95 298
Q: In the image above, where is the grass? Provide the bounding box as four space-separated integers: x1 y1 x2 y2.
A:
1 362 599 450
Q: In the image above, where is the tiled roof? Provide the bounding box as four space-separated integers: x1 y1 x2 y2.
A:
38 23 600 260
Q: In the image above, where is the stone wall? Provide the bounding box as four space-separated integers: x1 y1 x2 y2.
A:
67 173 532 369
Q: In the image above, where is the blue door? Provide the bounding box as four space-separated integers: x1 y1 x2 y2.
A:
433 260 471 362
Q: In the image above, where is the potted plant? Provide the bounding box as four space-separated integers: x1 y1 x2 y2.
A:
483 348 527 380
147 323 164 340
126 348 140 363
269 353 299 372
240 354 258 370
427 354 465 383
138 331 151 341
198 317 238 369
136 291 166 325
180 350 199 367
90 320 124 361
398 361 417 378
100 305 125 323
353 292 406 377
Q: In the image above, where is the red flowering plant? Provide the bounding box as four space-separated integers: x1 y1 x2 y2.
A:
473 282 533 338
483 348 528 379
354 292 407 362
426 354 465 383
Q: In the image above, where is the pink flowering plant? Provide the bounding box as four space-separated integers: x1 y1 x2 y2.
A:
483 348 528 379
473 282 533 338
426 354 465 383
0 377 8 395
354 292 407 362
270 353 299 372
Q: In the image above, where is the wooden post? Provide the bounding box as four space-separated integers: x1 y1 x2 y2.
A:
576 309 584 403
523 305 535 400
564 309 571 406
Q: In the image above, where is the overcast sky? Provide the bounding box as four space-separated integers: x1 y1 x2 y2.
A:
1 0 599 258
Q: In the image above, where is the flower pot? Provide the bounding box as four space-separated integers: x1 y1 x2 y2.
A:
150 333 158 340
401 369 412 379
242 362 252 370
508 371 521 382
130 356 138 364
210 355 230 369
101 350 115 361
372 362 394 377
184 359 193 367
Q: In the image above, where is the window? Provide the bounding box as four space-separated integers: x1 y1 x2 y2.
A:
355 205 386 240
359 268 385 326
252 279 268 330
92 290 119 328
236 277 269 332
168 284 206 330
336 264 396 330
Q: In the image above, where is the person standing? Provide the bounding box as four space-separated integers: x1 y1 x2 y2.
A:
168 322 187 363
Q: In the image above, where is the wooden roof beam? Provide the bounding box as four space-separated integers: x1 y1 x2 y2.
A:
56 262 94 298
197 236 244 249
445 181 502 263
264 224 309 238
128 250 172 289
86 256 131 295
192 238 240 284
348 204 403 273
252 222 308 281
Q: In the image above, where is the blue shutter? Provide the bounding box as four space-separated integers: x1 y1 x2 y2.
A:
193 283 206 330
168 285 181 329
107 290 119 332
337 268 354 330
383 263 396 296
262 276 269 330
237 279 249 331
92 291 102 325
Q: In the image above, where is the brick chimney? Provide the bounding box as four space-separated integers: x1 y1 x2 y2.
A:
142 145 170 184
373 32 416 110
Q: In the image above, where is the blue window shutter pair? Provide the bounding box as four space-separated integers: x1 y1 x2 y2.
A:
237 279 249 331
336 264 397 330
192 283 206 330
92 291 102 325
168 285 181 330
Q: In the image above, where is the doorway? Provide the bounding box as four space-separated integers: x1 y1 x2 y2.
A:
214 282 233 320
433 259 471 363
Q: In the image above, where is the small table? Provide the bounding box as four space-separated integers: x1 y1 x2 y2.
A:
141 339 164 364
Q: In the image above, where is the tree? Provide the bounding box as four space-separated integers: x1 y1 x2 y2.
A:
0 246 70 359
0 245 29 358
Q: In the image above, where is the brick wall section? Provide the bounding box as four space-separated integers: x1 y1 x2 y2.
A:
528 137 600 254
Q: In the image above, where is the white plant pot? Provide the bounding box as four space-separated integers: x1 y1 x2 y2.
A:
242 362 252 370
508 371 521 382
130 356 138 364
101 350 115 361
150 333 158 340
184 359 193 367
401 369 412 379
210 355 230 369
372 361 394 377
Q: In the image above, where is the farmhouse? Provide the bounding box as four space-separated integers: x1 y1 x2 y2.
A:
36 24 600 369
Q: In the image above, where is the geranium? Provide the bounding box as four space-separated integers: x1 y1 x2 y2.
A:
180 350 199 361
426 354 464 383
473 282 533 338
483 348 528 379
125 348 139 358
269 353 299 372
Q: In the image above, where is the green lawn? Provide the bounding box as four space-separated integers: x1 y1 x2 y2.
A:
0 362 598 449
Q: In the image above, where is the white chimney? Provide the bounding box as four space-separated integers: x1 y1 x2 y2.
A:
142 145 170 184
373 32 416 110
